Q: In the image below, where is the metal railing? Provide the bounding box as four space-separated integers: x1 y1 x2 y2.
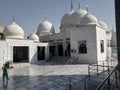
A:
68 78 87 90
88 60 117 80
96 67 119 90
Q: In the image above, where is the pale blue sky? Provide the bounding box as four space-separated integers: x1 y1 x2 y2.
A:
0 0 115 36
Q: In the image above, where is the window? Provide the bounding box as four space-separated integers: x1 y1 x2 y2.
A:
100 40 104 53
78 41 87 54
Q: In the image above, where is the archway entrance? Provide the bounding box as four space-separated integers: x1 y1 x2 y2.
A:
58 44 63 56
49 46 55 57
13 46 29 62
66 44 71 56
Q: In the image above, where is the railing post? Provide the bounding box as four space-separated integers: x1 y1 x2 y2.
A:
115 69 118 88
97 63 98 75
103 62 104 72
68 78 71 90
107 66 110 90
88 65 90 80
84 79 87 90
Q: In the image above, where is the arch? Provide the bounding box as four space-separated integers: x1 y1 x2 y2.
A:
49 46 55 57
58 44 63 56
100 40 104 53
37 46 45 60
66 44 71 56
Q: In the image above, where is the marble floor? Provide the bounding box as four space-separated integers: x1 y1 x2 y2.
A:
0 63 88 90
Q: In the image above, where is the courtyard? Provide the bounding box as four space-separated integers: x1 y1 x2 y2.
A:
0 63 88 90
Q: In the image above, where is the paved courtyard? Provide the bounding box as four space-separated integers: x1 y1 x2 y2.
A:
0 63 88 90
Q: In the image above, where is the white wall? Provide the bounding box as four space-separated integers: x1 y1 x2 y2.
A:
70 25 97 64
96 26 107 62
0 41 6 67
0 39 49 66
40 30 71 57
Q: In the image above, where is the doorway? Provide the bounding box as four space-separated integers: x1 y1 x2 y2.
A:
37 46 45 60
13 46 29 62
49 46 55 57
58 44 63 56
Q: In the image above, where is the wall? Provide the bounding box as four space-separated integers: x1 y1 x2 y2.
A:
0 40 6 67
70 25 97 64
96 26 108 62
39 30 71 57
0 39 49 66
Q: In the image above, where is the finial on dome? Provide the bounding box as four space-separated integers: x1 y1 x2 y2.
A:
11 16 16 24
44 14 47 21
12 16 15 22
70 0 73 11
78 0 80 9
86 5 89 14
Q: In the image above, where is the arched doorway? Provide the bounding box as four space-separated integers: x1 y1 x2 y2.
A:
49 46 55 57
58 44 63 56
37 46 45 60
66 44 71 56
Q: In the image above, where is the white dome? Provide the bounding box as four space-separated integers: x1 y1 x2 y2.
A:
61 10 74 27
98 21 108 30
71 9 87 25
37 20 55 36
80 14 98 26
3 22 24 39
28 33 39 42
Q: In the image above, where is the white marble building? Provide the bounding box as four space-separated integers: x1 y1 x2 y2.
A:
37 8 116 64
0 22 49 67
0 6 116 66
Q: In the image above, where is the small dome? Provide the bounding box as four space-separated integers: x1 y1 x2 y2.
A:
3 22 24 39
37 20 55 36
61 10 74 27
71 9 87 25
28 33 39 42
80 14 98 26
98 21 108 30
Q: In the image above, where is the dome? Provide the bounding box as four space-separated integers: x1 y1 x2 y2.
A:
71 9 87 25
3 22 24 39
61 10 74 27
37 20 55 36
98 21 108 30
80 14 98 26
28 33 39 42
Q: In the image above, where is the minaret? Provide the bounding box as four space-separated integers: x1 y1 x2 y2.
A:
13 16 15 22
44 14 47 20
33 29 35 33
78 0 80 9
12 16 16 24
70 0 73 11
86 5 89 14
